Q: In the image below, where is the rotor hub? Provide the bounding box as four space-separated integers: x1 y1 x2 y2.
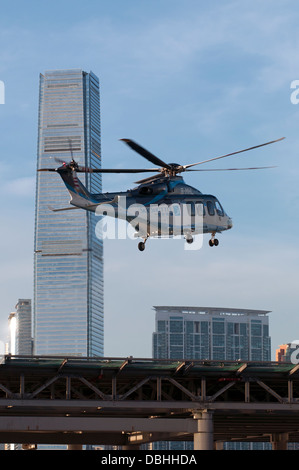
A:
164 163 184 177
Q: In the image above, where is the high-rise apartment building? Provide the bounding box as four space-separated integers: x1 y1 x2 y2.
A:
153 306 271 362
6 300 32 356
34 69 103 356
152 306 271 450
15 299 32 355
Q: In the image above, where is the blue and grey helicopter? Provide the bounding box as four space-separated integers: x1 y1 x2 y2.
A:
39 137 284 251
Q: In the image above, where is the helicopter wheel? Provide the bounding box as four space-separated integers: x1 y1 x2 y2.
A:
138 241 145 251
209 234 219 247
186 236 194 245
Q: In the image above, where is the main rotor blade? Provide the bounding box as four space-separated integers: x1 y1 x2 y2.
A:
120 138 171 169
38 168 57 172
68 138 74 160
76 167 161 173
184 137 285 169
186 166 277 172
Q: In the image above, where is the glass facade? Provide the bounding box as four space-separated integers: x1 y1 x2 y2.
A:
15 299 32 355
152 306 272 450
153 306 271 362
34 69 103 356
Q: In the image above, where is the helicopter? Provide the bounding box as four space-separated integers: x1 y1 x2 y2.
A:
38 136 284 251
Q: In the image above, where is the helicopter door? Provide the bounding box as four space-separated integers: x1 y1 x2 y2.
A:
206 200 215 217
185 201 203 229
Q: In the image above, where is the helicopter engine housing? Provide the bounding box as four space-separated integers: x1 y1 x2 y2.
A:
138 183 168 195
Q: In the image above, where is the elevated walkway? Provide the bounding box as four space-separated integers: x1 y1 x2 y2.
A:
0 355 299 449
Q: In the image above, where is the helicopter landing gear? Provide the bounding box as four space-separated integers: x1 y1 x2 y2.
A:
138 237 148 251
185 235 194 245
209 232 219 247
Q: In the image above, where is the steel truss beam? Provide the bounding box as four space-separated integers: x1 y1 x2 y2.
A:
1 357 299 445
2 373 296 404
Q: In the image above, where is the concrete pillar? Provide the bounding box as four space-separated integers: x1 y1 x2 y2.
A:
271 433 289 450
193 410 214 450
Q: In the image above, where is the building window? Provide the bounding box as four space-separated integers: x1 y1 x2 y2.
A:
212 319 225 334
170 334 183 346
251 337 262 349
170 320 183 333
201 322 209 334
213 334 225 347
251 320 262 336
157 321 166 332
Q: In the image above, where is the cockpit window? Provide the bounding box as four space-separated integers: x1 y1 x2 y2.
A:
207 200 215 216
215 200 224 217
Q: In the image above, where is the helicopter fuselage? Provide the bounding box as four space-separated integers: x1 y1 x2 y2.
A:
64 172 233 244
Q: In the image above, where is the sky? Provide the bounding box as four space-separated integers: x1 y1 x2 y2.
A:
0 0 299 359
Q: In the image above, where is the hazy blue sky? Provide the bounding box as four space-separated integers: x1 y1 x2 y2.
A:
0 0 299 358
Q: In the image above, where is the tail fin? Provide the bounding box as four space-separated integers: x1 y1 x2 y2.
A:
57 165 92 204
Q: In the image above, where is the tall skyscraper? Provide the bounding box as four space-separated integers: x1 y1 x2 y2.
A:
34 69 103 356
153 306 271 361
15 299 32 355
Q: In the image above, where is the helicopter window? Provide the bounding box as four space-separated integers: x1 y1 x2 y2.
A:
215 200 224 217
186 202 195 217
207 200 215 216
139 186 153 195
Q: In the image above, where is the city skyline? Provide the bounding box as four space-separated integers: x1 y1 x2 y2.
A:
0 0 299 359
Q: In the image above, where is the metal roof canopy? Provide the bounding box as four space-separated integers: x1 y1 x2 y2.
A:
0 355 299 446
153 306 271 316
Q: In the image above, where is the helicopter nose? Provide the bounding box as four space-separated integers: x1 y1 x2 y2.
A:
227 218 233 229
